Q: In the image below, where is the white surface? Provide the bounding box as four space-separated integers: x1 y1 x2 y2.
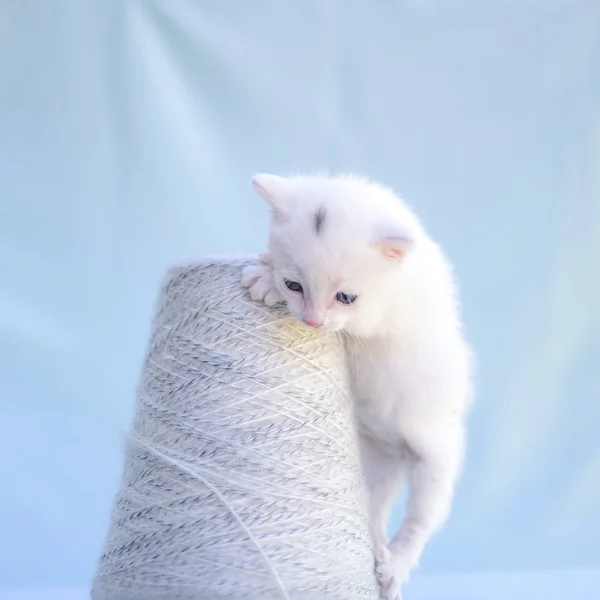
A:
1 0 599 592
2 570 600 600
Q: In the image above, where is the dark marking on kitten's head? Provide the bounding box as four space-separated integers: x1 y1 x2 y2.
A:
314 206 326 235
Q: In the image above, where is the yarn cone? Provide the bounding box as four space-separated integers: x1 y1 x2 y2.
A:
91 257 378 600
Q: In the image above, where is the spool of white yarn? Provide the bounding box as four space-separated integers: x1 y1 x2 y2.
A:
91 257 379 600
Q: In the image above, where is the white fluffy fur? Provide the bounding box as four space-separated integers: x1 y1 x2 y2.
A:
241 173 473 600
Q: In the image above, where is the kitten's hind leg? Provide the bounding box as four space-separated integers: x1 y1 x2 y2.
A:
358 433 408 599
378 427 464 597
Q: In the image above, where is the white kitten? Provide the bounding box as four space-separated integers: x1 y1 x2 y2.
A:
241 173 473 600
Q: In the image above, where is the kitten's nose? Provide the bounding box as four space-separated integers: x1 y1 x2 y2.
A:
303 315 324 328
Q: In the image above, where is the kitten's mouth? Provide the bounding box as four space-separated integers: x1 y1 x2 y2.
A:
301 322 338 333
299 321 321 331
295 318 324 331
290 313 339 333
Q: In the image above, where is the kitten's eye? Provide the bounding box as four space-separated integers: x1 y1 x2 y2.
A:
284 279 303 293
336 291 357 305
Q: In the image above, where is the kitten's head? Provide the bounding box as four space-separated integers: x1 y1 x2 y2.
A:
251 173 420 337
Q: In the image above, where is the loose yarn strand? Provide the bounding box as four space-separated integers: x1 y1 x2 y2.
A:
132 435 291 600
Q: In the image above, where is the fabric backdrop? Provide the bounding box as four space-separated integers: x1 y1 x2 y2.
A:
1 0 598 597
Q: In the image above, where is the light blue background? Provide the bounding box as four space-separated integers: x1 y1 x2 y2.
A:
1 0 599 596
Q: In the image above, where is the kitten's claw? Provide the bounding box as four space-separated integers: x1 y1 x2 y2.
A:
249 274 273 302
241 255 284 306
241 264 267 289
374 546 402 600
264 288 282 306
258 252 272 265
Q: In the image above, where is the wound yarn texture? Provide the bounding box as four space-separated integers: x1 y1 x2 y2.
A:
91 258 379 600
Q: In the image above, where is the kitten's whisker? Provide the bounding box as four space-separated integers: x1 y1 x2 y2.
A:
340 329 362 357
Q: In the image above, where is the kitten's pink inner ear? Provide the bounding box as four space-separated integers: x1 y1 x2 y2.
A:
375 236 413 260
250 173 288 217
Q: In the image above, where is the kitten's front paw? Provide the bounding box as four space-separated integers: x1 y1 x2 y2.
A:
374 546 403 600
241 254 283 306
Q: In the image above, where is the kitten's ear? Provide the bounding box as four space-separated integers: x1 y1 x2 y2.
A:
372 226 414 261
251 173 289 218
